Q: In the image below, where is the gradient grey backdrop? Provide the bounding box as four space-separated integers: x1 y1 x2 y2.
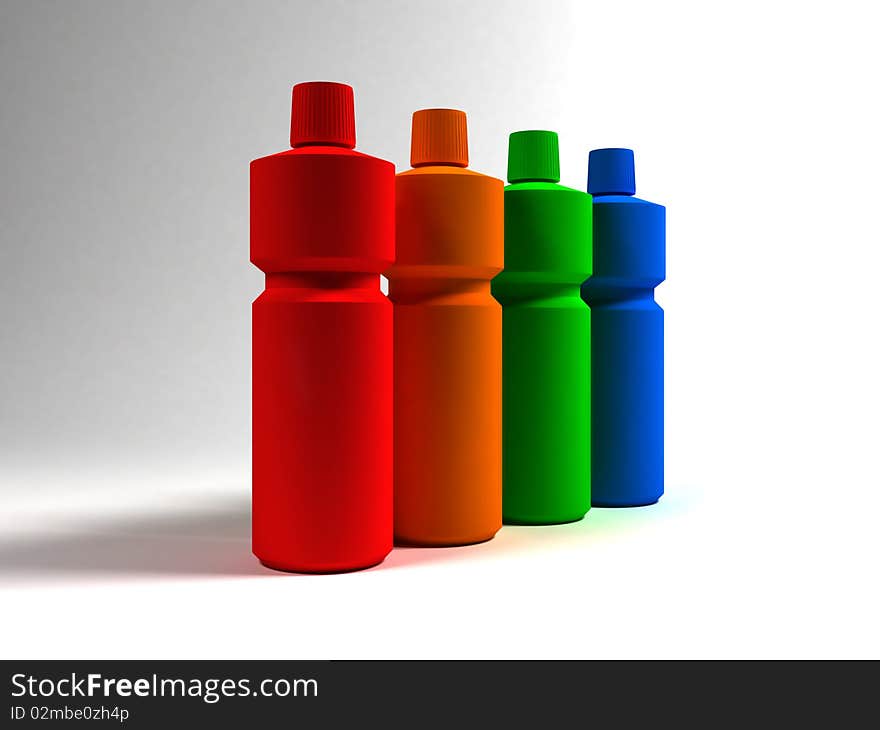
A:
0 0 679 488
4 0 880 660
3 0 875 502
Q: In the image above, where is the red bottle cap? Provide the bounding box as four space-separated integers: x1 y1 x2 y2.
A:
289 81 356 149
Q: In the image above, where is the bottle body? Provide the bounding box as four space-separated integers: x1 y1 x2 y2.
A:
390 167 503 545
494 183 592 524
251 145 394 571
581 195 665 507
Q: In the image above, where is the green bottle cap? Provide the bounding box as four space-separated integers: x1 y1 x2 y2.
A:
507 130 560 183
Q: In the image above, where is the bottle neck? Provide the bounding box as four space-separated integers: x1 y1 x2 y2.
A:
291 141 352 149
389 277 493 304
411 161 468 169
266 272 379 290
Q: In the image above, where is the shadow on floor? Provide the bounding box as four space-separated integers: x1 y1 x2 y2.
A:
0 489 687 583
0 495 267 582
0 494 483 582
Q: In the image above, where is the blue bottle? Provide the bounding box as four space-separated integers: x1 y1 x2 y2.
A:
581 148 665 506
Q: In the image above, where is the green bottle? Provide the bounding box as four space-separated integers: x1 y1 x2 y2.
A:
492 131 592 524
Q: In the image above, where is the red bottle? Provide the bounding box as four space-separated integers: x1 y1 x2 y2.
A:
251 82 395 573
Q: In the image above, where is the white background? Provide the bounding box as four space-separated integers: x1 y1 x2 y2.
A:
1 0 878 658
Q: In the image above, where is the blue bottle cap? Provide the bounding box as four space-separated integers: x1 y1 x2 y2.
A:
587 148 636 196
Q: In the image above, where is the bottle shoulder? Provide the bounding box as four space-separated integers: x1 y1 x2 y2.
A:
251 146 394 172
397 166 502 184
505 182 590 197
593 194 664 211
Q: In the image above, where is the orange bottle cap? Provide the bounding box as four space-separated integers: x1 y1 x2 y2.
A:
410 108 468 168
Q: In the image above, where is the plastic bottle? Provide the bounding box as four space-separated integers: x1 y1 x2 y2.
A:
493 131 592 524
390 109 503 545
250 82 395 572
581 148 665 506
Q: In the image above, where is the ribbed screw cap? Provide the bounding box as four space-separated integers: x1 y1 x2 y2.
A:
507 130 560 183
290 81 356 149
410 109 468 168
587 148 636 195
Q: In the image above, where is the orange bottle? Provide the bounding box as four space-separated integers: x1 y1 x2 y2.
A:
389 109 503 546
